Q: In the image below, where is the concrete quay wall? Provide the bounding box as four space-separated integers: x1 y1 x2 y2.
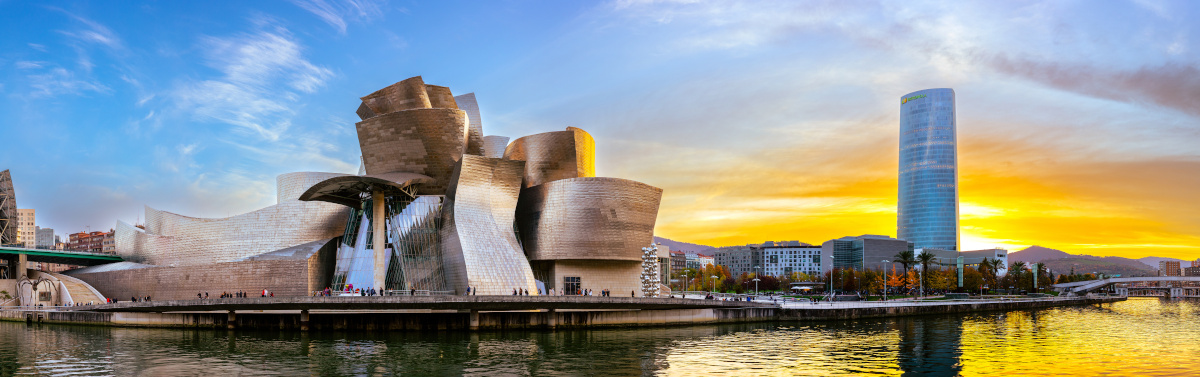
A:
0 297 1123 331
0 308 770 331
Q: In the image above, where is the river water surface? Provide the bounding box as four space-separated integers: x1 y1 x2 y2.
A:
0 298 1196 376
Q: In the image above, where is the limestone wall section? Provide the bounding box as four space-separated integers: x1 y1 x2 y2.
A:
71 256 330 301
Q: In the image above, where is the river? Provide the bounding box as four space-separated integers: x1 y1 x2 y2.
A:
0 297 1195 376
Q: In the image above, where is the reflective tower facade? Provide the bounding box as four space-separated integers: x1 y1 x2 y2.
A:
898 88 959 251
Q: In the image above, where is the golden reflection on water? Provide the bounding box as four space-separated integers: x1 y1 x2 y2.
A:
958 298 1198 376
0 298 1196 376
657 298 1199 376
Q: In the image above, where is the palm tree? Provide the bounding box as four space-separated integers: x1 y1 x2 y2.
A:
894 249 916 290
916 250 937 294
1010 261 1027 293
978 258 997 291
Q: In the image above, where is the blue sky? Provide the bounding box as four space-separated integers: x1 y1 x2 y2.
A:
2 1 1198 258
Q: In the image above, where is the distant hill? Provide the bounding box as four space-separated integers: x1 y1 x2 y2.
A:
1008 245 1158 277
653 237 716 254
1039 257 1156 278
1008 246 1070 264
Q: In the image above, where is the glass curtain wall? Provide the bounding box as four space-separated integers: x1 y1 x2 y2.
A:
898 88 960 251
331 193 449 293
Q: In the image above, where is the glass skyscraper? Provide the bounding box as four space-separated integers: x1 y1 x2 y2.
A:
898 88 959 251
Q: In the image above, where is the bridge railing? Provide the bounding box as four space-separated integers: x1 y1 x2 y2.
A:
311 290 457 297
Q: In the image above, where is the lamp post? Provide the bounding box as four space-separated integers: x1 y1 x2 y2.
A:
754 265 761 296
881 260 890 301
918 265 924 299
711 275 718 293
683 271 689 294
827 255 836 299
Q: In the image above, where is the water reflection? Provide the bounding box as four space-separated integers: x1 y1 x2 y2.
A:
0 298 1196 376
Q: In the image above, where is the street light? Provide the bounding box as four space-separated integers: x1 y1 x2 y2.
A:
754 265 761 296
827 255 836 300
711 275 718 293
881 260 890 301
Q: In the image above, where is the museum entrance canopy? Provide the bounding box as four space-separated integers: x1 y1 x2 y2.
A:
299 172 434 209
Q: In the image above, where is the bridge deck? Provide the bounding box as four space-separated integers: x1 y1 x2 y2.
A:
71 295 776 313
0 246 124 266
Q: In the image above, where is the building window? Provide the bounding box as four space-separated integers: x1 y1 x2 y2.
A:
564 276 581 295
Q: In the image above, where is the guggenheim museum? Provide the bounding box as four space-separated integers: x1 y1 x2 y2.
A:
67 76 664 299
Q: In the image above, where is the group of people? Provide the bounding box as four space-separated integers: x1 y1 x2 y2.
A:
219 291 260 298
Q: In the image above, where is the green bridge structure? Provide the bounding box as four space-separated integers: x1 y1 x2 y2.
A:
0 245 124 279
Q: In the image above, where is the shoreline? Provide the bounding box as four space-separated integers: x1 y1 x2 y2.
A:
0 296 1125 331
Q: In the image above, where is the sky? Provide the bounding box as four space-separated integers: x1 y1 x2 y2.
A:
1 0 1198 260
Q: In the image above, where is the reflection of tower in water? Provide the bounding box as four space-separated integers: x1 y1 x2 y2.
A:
895 316 963 376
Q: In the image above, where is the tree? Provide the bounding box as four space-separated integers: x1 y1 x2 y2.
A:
962 268 984 292
978 258 999 290
894 249 916 289
1009 261 1027 293
886 265 904 292
916 250 937 292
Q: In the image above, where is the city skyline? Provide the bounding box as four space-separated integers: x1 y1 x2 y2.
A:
2 1 1199 259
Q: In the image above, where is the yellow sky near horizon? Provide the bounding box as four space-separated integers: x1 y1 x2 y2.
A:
633 118 1200 261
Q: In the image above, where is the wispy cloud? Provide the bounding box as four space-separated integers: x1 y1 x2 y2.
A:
172 25 334 140
27 67 110 97
15 61 47 69
289 0 385 34
988 56 1200 118
51 8 125 50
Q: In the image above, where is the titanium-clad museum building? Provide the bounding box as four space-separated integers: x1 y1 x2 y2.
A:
897 88 959 251
69 76 663 299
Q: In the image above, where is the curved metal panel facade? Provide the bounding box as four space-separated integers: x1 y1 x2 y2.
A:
898 88 959 251
355 108 469 195
360 76 432 114
515 177 662 262
122 173 350 267
454 93 486 156
482 135 509 159
440 155 538 295
425 85 458 109
503 127 596 188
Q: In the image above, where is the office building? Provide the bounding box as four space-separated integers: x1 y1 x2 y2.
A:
715 241 822 277
821 235 914 273
759 241 822 277
1160 261 1181 277
17 209 35 248
35 227 55 249
898 88 959 251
